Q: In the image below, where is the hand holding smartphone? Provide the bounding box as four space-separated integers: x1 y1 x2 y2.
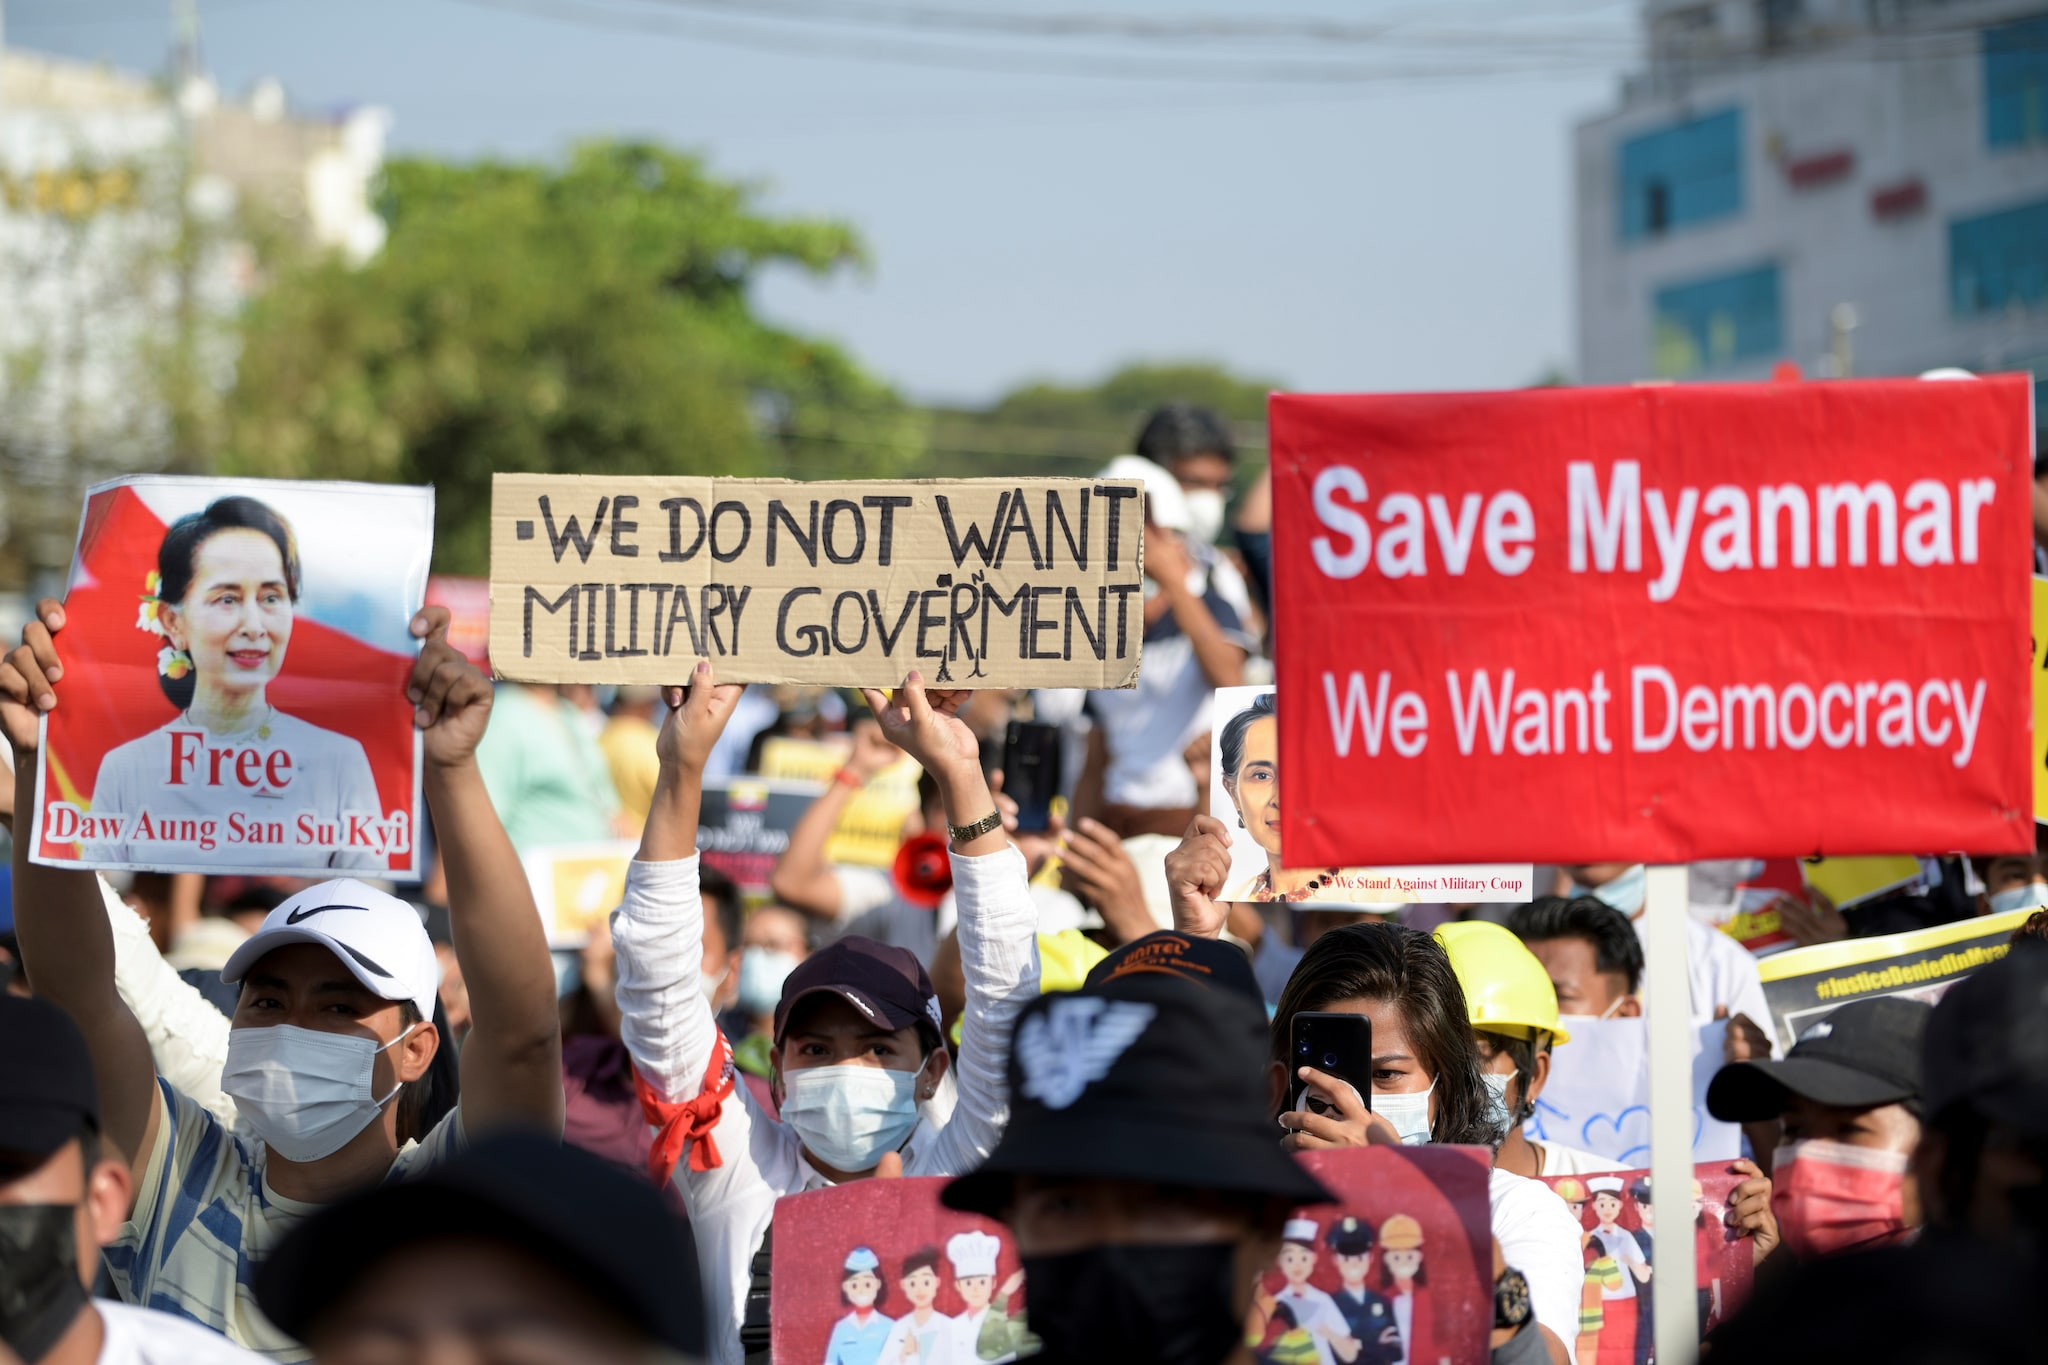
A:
1288 1011 1374 1118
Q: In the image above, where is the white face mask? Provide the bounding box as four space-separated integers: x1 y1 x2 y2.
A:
780 1057 929 1174
1577 864 1647 916
700 960 730 1006
1374 1080 1435 1146
1559 995 1635 1027
1183 488 1227 545
1989 882 2048 915
223 1022 416 1163
737 947 799 1017
1481 1071 1515 1131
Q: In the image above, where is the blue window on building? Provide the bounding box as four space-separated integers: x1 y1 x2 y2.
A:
1951 198 2048 317
1985 15 2048 148
1653 264 1781 376
1619 108 1743 242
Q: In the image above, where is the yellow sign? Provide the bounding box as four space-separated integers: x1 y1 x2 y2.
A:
523 840 637 945
758 736 919 869
1801 855 1925 909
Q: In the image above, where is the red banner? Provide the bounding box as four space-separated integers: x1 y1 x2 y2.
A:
1272 378 2035 866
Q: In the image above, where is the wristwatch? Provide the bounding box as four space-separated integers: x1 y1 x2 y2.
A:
1494 1266 1532 1331
948 810 1003 844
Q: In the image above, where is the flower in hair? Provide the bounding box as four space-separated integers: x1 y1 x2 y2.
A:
137 570 165 635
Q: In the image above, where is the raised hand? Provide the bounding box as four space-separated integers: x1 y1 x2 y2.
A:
845 717 902 783
655 661 748 773
857 673 978 784
1725 1158 1779 1265
1163 813 1234 938
0 598 67 757
408 608 496 768
1059 816 1154 943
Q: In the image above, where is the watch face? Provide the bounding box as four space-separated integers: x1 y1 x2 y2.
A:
1495 1268 1532 1328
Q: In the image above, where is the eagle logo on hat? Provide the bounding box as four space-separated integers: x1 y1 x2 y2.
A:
1016 998 1155 1110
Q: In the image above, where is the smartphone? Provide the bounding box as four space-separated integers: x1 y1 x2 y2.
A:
1289 1011 1374 1117
1001 721 1063 834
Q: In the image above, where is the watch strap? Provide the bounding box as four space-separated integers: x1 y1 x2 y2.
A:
948 810 1003 844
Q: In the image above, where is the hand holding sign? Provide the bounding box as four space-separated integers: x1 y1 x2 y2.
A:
656 661 748 774
1164 813 1234 939
0 598 66 755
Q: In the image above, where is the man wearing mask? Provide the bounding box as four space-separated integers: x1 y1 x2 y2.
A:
941 976 1336 1365
1134 403 1238 550
1 602 563 1359
611 667 1039 1365
1558 866 1773 1060
1075 456 1250 838
0 995 261 1365
1970 830 2048 916
721 905 811 1083
1706 996 1927 1262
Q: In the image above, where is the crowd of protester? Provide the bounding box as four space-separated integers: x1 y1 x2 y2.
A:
1 404 2043 1365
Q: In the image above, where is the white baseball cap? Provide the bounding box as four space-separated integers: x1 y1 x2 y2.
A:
1100 455 1191 534
222 879 441 1023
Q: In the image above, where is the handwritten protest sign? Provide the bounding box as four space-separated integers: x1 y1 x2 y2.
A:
32 477 431 878
1526 1016 1742 1167
1209 685 1533 904
758 735 920 869
521 839 637 946
1253 1147 1493 1365
768 1178 1038 1365
1755 908 2033 1052
1270 378 2035 865
1537 1163 1754 1355
488 475 1146 689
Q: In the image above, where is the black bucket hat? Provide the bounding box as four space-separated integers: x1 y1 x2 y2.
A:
943 977 1331 1217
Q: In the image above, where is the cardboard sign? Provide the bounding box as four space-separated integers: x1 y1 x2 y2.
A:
1537 1163 1754 1355
523 838 637 946
767 1179 1038 1365
759 736 921 869
1270 379 2035 866
1208 685 1533 904
488 475 1146 689
1755 908 2032 1051
32 477 431 878
1525 1016 1742 1167
1253 1147 1493 1365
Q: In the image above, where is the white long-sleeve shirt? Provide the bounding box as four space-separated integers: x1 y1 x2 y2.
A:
612 847 1041 1365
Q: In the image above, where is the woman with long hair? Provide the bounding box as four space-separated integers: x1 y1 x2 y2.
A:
93 496 387 868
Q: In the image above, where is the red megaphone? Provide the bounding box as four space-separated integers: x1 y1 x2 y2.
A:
892 832 954 909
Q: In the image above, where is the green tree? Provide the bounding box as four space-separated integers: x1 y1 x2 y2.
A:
921 360 1282 479
222 142 924 573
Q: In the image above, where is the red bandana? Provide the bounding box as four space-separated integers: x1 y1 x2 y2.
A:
634 1029 737 1188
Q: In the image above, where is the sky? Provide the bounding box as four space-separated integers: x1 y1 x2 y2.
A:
5 0 1638 406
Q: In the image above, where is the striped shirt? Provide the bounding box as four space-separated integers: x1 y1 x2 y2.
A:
105 1078 465 1361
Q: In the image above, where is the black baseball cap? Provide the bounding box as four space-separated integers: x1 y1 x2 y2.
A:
253 1131 704 1356
1923 938 2048 1135
773 935 942 1048
1707 996 1929 1123
1084 930 1263 1007
943 977 1331 1217
0 995 100 1159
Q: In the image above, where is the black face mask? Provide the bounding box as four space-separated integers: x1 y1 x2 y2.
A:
1022 1242 1243 1365
0 1204 89 1364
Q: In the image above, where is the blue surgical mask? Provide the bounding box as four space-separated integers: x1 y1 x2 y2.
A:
1580 865 1647 916
737 947 799 1017
781 1056 930 1174
1989 882 2048 915
1375 1080 1436 1146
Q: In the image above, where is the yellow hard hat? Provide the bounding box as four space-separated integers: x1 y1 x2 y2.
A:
1554 1177 1589 1204
1379 1214 1424 1250
1433 920 1571 1046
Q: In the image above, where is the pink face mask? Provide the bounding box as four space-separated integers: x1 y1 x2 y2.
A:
1771 1138 1912 1260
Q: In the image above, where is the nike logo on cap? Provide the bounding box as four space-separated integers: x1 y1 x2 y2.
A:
286 903 369 925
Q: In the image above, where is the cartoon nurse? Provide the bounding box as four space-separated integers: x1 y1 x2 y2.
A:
825 1247 896 1365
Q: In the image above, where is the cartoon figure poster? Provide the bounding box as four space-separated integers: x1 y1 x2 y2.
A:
1251 1146 1494 1365
31 477 432 878
1538 1164 1754 1363
770 1178 1039 1365
1210 685 1533 906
